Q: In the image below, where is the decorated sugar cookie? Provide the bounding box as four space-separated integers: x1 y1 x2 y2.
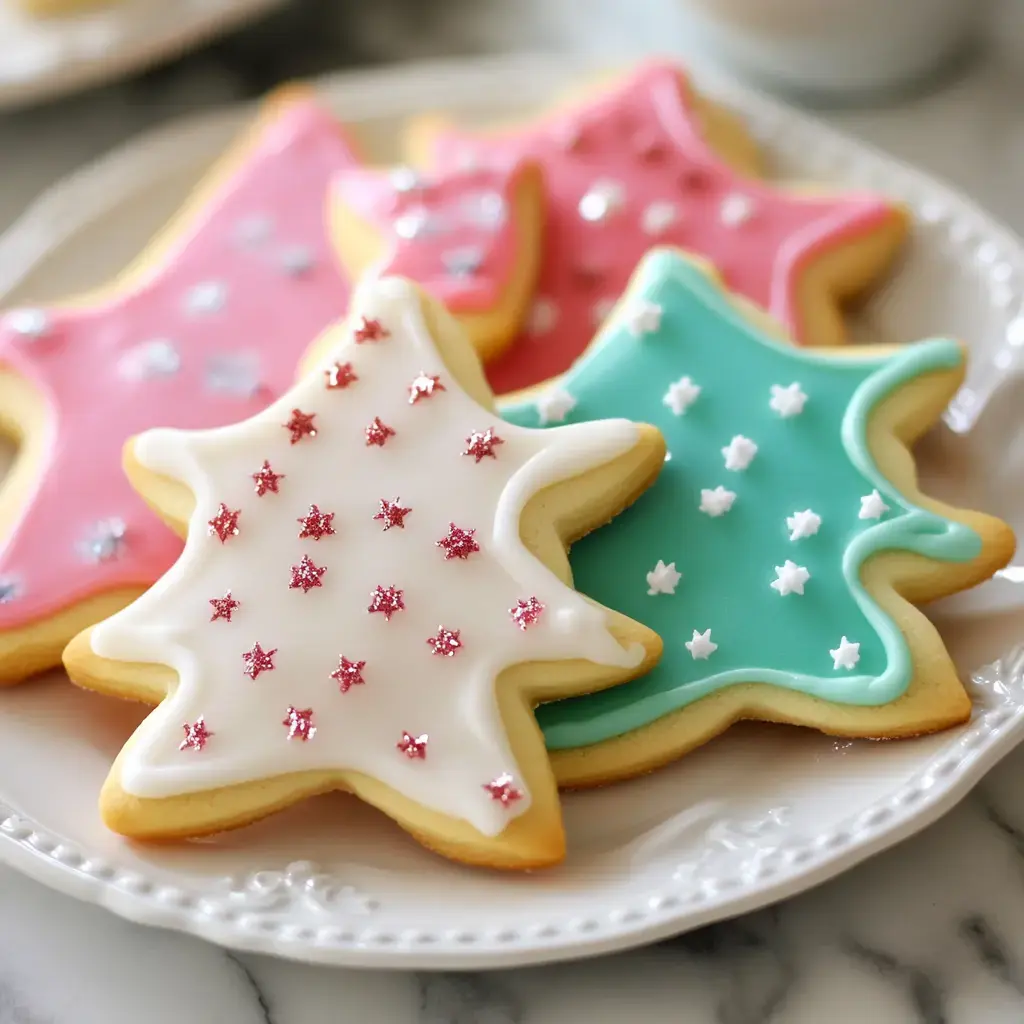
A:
332 159 544 361
407 61 907 395
62 278 664 868
502 249 1014 787
0 89 361 684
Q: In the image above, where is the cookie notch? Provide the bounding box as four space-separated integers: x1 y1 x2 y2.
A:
498 248 1014 788
63 279 664 869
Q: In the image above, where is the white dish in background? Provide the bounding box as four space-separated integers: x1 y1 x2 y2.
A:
0 0 284 111
0 56 1023 969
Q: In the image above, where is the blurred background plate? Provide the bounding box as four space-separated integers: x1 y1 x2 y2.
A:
0 56 1023 969
0 0 286 111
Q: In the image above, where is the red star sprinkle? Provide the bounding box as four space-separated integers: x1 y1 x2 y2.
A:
354 316 389 343
397 731 428 759
242 641 277 680
284 408 317 444
209 590 240 622
331 655 366 693
364 416 396 447
297 503 336 540
483 772 523 806
510 596 545 630
252 459 284 496
325 361 358 390
426 626 462 658
289 554 326 593
179 717 213 752
408 372 446 404
207 503 241 543
463 427 504 462
373 498 412 531
368 584 405 620
436 523 480 560
283 705 316 741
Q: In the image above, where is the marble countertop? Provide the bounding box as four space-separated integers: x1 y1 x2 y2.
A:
2 2 1024 1022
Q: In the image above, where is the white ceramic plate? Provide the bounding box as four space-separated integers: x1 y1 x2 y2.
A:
0 0 284 111
1 56 1024 969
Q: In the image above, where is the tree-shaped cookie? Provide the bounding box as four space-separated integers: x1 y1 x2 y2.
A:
62 278 664 869
502 249 1014 787
0 89 359 684
407 60 907 395
332 159 544 362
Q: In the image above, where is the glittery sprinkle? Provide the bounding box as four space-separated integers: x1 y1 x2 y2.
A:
284 408 317 444
179 717 213 752
365 416 396 447
483 773 523 806
426 626 462 658
4 308 50 339
280 246 314 276
117 339 181 380
510 596 544 630
207 503 241 543
289 555 326 593
331 656 366 693
354 316 389 343
437 523 480 560
463 427 504 462
234 215 272 246
390 166 422 193
0 577 20 604
204 351 263 398
325 361 357 390
408 372 445 404
252 460 284 496
297 504 336 540
368 585 405 620
185 281 227 315
242 641 277 680
373 498 412 531
78 517 127 563
442 246 484 277
283 706 316 741
461 190 506 231
397 731 428 759
209 590 240 622
578 179 625 223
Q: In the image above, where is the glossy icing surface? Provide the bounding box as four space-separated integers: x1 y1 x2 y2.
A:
0 97 358 628
502 250 980 750
426 61 897 395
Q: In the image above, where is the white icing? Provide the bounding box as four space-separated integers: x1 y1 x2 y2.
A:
685 628 717 660
625 300 663 337
830 636 861 670
858 489 890 520
646 560 681 596
770 560 810 596
662 376 701 415
535 388 577 425
89 278 644 839
786 508 821 541
641 200 678 236
769 382 808 418
699 486 736 517
721 435 758 471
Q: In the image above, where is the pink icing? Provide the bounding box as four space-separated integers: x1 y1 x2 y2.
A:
425 61 899 396
0 96 359 629
333 162 530 313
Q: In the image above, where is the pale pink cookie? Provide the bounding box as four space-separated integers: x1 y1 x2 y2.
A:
0 88 360 684
63 278 664 869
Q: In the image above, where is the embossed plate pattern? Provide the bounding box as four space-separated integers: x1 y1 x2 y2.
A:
0 56 1023 968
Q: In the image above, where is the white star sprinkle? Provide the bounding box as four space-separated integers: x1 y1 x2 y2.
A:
770 560 810 596
535 388 577 425
685 628 718 660
720 193 755 227
721 435 758 471
625 300 663 337
830 636 861 670
859 489 890 520
641 200 679 236
646 560 682 596
526 297 559 335
662 375 701 415
786 509 821 541
699 486 737 517
769 382 808 418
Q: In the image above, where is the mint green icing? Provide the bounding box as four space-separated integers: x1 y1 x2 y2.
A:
501 249 981 751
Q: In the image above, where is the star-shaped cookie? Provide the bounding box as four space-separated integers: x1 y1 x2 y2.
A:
407 61 907 395
0 88 360 683
62 278 664 868
502 249 1014 786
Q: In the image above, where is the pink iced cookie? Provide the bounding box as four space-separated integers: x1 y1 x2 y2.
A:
0 89 360 683
408 61 907 396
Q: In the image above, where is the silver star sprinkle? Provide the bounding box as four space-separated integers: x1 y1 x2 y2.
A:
394 208 434 240
78 518 127 564
234 215 273 246
117 339 181 381
461 191 506 231
4 308 50 340
0 576 21 603
442 246 483 277
280 246 315 276
205 352 263 398
390 166 423 193
578 179 626 223
184 281 227 315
